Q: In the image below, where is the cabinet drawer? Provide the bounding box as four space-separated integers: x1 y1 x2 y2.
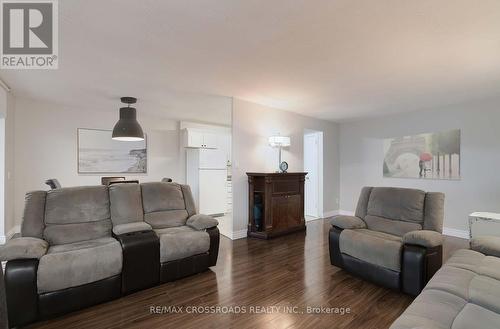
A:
272 179 300 194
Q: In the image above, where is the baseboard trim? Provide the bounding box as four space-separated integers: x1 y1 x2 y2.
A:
337 210 355 216
443 227 469 239
322 210 339 218
231 229 247 240
322 210 355 218
306 216 320 222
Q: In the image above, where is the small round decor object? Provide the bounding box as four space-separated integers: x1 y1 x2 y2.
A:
120 97 137 104
279 161 288 173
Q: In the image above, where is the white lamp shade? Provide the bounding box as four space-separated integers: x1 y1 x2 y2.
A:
269 136 291 147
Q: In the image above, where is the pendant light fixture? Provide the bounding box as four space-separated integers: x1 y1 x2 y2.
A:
112 97 144 141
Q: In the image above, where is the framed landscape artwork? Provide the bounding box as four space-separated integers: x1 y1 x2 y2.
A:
77 128 147 173
383 129 461 180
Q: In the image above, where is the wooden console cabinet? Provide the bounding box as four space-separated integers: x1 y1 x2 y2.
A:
247 172 307 239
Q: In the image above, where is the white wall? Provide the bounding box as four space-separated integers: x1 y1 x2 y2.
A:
339 97 500 234
4 93 15 236
0 89 6 241
231 98 340 233
12 97 184 228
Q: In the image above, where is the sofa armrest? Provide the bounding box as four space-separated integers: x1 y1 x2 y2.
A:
112 222 152 236
403 230 443 248
0 237 48 261
470 236 500 257
186 214 219 230
330 215 366 230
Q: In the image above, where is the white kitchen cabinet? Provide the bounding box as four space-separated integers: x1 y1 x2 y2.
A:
187 130 204 148
183 128 218 149
202 132 218 149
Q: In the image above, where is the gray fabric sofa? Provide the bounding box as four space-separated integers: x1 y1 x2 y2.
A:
0 182 219 328
329 187 445 295
391 235 500 329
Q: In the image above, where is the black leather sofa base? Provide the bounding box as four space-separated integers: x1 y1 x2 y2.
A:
38 275 121 320
207 227 220 267
161 253 210 282
329 226 442 295
115 230 160 294
402 244 442 295
5 259 39 327
342 253 401 290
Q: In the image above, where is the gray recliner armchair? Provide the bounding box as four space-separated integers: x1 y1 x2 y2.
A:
329 186 445 295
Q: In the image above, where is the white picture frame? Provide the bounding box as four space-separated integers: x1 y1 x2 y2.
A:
77 128 147 174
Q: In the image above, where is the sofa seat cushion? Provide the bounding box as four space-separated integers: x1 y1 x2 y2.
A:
445 249 485 272
390 289 467 329
390 249 500 329
453 303 500 329
339 229 402 271
155 226 210 263
37 237 122 293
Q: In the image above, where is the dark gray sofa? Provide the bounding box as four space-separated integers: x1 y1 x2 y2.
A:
391 236 500 329
329 186 444 295
0 182 219 328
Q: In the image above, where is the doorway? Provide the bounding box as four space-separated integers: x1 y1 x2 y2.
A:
303 130 323 220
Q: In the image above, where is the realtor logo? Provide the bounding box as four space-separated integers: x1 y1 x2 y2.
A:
1 0 58 69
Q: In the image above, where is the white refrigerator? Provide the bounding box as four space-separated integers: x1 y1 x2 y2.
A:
186 148 228 216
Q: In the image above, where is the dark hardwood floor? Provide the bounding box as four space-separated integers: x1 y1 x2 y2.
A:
27 219 469 329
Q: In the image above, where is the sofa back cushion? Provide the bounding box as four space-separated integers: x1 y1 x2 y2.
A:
424 192 445 233
180 184 197 217
364 215 422 236
21 190 47 238
109 183 144 225
141 182 189 228
367 187 426 224
354 187 373 219
43 186 112 245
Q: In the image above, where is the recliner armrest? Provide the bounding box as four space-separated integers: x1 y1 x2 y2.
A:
112 222 152 235
186 214 219 230
403 230 443 248
330 215 366 230
0 237 48 261
470 236 500 257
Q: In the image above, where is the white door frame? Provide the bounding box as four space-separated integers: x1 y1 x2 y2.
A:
303 130 323 220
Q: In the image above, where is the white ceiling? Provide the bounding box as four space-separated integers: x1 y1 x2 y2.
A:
2 0 500 123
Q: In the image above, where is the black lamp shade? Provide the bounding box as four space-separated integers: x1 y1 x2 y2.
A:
112 107 144 141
